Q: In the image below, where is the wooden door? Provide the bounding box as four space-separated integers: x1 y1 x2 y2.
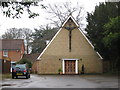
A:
65 60 75 74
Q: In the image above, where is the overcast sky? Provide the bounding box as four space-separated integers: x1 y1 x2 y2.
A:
0 0 105 36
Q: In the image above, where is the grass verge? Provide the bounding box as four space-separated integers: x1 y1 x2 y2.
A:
0 74 2 80
2 73 12 79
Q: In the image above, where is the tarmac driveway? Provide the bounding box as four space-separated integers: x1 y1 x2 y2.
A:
1 74 118 88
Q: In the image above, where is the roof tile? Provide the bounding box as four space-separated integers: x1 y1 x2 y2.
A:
0 39 24 50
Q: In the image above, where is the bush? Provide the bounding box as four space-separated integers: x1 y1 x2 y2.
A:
58 68 62 73
17 59 32 68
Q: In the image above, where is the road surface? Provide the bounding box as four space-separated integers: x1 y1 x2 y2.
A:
1 74 118 88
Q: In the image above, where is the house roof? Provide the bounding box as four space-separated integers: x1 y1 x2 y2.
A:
37 15 103 60
0 39 24 50
22 53 40 62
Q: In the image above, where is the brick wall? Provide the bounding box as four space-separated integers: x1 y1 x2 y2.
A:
8 50 21 62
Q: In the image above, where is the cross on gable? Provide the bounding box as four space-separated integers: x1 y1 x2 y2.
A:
64 18 76 31
64 17 78 52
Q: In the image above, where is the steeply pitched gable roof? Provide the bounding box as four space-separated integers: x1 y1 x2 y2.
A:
1 39 24 50
22 53 40 62
62 15 79 27
37 15 103 60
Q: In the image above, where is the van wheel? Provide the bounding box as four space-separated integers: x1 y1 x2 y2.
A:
16 76 18 79
29 75 30 78
26 74 28 79
12 75 14 79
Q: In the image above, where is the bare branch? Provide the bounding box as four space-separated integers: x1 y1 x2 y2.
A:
46 1 85 28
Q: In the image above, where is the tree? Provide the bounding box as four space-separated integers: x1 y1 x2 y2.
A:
31 25 58 53
85 2 119 71
103 16 120 70
46 2 85 28
85 2 119 59
0 1 46 18
2 28 32 54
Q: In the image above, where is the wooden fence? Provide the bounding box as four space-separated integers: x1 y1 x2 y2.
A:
0 59 11 74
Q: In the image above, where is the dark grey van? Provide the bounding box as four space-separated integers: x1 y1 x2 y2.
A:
12 64 30 79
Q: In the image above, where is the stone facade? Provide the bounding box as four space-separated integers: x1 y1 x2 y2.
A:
36 16 103 74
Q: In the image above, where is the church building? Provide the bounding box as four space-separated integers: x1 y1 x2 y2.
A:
35 15 103 74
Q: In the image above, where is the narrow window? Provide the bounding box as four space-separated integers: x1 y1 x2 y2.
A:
3 50 8 57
